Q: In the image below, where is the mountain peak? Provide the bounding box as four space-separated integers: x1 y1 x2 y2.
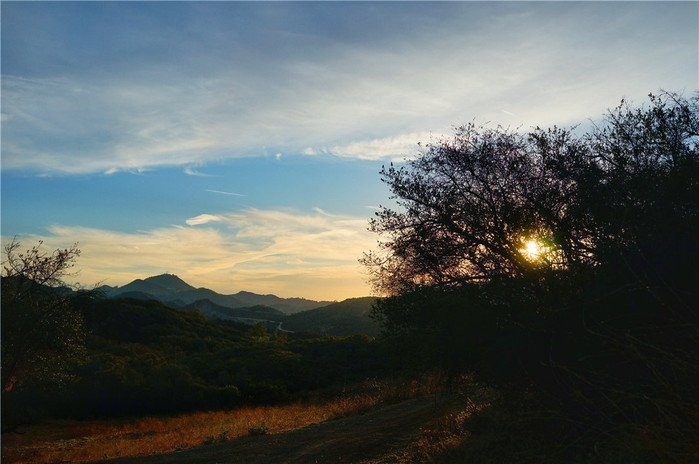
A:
144 273 188 284
143 274 196 292
113 273 196 298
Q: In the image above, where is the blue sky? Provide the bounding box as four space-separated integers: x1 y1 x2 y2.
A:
2 1 697 300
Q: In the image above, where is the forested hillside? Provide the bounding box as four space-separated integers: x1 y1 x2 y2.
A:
283 297 380 336
2 293 384 423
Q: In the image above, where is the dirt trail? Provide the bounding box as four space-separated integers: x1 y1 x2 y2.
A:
94 394 460 464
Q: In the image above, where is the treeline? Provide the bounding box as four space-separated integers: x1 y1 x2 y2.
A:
3 294 384 423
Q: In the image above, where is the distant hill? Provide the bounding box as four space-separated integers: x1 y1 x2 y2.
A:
101 274 332 314
167 288 246 310
283 297 380 337
53 292 385 420
183 299 286 322
232 291 325 314
110 291 161 301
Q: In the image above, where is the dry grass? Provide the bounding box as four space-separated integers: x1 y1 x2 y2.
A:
373 386 494 464
1 377 440 464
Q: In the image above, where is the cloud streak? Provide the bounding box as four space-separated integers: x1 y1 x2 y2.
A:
185 167 214 177
303 132 430 161
185 214 224 226
205 189 245 197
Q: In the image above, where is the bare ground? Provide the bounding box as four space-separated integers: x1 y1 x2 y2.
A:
92 393 467 464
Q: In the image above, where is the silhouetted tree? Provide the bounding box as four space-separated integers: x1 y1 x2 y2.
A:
363 92 699 460
1 240 86 394
364 91 697 303
582 93 699 292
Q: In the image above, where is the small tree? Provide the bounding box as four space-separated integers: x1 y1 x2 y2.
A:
1 239 86 393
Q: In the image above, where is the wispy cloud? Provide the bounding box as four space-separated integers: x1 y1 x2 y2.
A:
2 2 694 174
185 167 214 177
313 207 335 217
205 189 245 197
185 214 224 226
303 132 430 161
3 208 376 300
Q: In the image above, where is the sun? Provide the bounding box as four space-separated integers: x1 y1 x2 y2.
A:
520 238 545 262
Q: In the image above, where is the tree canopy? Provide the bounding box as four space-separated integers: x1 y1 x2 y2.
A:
362 92 699 461
363 92 698 297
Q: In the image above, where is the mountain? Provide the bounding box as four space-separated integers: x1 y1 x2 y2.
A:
104 274 332 314
107 274 196 298
283 297 380 337
7 273 379 336
95 284 117 295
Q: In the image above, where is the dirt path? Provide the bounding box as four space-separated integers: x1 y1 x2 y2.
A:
94 394 459 464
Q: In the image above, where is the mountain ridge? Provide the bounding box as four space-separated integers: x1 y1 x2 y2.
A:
182 299 287 322
96 274 380 336
99 273 335 314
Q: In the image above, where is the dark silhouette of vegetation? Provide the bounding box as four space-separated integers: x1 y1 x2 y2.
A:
1 240 88 431
364 92 699 462
283 297 380 336
2 292 387 425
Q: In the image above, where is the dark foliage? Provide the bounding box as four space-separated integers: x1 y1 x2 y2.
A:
283 297 380 336
3 294 387 422
365 92 699 462
1 240 86 392
1 240 89 431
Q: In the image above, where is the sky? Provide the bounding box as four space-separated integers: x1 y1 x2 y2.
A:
1 1 697 300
